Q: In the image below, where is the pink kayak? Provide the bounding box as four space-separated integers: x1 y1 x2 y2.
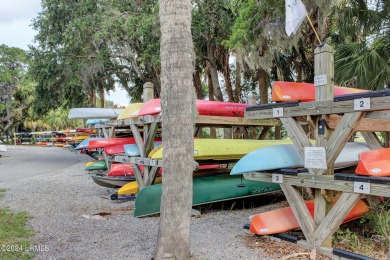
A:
87 137 136 149
138 99 248 117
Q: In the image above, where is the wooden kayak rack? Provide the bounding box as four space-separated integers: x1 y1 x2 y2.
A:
242 44 390 259
114 82 281 190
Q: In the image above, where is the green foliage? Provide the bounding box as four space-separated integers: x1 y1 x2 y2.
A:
330 0 389 89
0 45 33 136
0 209 35 260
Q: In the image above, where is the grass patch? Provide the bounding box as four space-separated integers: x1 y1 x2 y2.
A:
0 189 6 198
0 194 35 260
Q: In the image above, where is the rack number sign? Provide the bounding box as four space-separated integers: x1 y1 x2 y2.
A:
353 181 370 194
353 98 370 111
273 107 283 117
150 160 157 166
272 174 283 184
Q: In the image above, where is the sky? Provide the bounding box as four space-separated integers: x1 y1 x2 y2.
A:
0 0 131 107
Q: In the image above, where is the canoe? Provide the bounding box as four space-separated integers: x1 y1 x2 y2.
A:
138 99 248 117
355 148 390 177
230 142 369 175
74 137 104 150
271 81 369 102
84 160 107 171
249 199 369 235
124 142 162 157
87 137 136 149
134 174 281 217
117 103 143 120
68 108 124 119
90 174 135 188
150 139 292 161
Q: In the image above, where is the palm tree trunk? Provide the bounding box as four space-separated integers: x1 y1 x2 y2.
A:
156 1 194 259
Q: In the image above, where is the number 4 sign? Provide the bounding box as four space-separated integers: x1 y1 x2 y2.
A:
353 181 370 194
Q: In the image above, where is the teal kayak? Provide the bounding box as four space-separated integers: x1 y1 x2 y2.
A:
134 174 280 217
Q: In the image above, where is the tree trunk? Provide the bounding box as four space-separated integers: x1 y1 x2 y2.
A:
207 44 223 101
222 51 234 102
234 59 241 103
257 68 268 104
99 87 105 108
156 1 194 259
193 70 203 99
207 70 216 138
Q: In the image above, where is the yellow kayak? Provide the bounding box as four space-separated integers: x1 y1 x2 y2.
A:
117 177 163 195
72 135 90 141
117 103 144 120
149 139 292 160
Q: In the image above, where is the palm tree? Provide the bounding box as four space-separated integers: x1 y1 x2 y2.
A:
330 0 389 89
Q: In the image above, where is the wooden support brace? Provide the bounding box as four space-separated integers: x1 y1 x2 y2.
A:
130 124 145 158
144 122 158 155
280 184 316 244
314 192 362 247
132 164 145 190
361 132 383 150
146 166 160 186
280 117 315 174
317 112 363 175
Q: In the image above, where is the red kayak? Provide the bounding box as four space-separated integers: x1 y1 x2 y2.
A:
138 99 248 117
272 81 369 102
355 148 390 177
104 144 125 156
87 137 136 149
107 163 221 177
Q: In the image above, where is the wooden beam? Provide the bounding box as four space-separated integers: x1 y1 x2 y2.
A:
325 114 390 132
196 115 280 127
316 112 363 176
280 118 315 175
280 185 316 244
245 96 390 119
361 132 383 150
146 166 160 186
132 164 145 190
243 172 390 197
144 122 158 155
314 193 362 247
130 124 145 157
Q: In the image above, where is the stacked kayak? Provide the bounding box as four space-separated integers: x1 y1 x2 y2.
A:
271 81 369 102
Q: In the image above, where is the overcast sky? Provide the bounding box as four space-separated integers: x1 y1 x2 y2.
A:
0 0 130 106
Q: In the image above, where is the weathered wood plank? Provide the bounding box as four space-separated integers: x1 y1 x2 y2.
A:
316 112 363 176
325 114 390 132
245 96 390 119
132 164 145 190
314 193 362 247
130 124 145 158
361 132 383 150
314 44 334 101
280 185 316 244
243 172 390 197
146 166 160 186
196 115 281 127
280 118 315 175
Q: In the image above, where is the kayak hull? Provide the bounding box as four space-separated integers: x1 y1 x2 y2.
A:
134 174 281 217
355 148 390 177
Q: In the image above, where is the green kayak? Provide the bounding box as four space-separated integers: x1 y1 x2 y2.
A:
84 160 108 171
134 174 280 217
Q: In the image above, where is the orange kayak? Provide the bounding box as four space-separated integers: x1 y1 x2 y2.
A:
355 148 390 177
272 81 369 102
249 199 369 235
